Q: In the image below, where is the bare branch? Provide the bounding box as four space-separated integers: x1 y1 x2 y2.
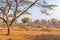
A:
6 1 12 13
0 16 7 24
0 8 7 16
9 0 38 26
17 0 38 18
10 8 14 12
0 7 9 26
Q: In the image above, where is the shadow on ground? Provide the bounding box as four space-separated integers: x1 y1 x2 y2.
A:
24 34 60 40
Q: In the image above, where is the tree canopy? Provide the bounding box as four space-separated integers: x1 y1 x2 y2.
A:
21 17 30 23
0 0 56 35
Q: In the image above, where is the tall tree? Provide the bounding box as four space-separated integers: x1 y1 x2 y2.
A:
0 0 56 35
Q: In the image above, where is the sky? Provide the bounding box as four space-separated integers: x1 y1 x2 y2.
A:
19 0 60 21
0 0 60 22
18 0 60 22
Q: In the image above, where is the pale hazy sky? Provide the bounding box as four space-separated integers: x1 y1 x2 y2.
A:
18 0 60 22
1 0 60 22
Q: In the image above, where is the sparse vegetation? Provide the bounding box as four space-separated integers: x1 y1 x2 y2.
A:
33 35 60 40
0 28 60 40
0 0 59 40
0 0 56 35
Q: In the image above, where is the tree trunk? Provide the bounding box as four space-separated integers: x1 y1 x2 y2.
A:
3 13 4 23
7 25 11 35
24 23 28 30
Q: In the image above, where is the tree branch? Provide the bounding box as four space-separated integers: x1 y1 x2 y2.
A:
9 0 38 26
0 16 7 24
17 0 38 18
0 7 9 26
0 8 7 16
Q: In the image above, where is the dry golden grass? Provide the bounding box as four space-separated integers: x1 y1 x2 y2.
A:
0 28 60 40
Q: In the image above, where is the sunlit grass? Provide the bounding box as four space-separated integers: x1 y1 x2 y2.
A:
0 28 60 40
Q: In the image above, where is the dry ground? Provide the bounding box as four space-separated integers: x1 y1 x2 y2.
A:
0 28 60 40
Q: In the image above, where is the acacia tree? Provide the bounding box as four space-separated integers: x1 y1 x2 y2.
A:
21 17 30 29
0 0 56 35
21 17 30 23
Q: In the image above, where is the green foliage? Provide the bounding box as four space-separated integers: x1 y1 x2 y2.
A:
42 4 57 10
21 17 30 23
40 4 57 16
24 0 33 4
6 1 12 6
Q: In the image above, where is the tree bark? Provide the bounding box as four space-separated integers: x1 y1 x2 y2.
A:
7 25 11 35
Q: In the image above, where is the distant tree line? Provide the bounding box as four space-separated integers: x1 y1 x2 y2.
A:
0 18 60 28
20 18 60 28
